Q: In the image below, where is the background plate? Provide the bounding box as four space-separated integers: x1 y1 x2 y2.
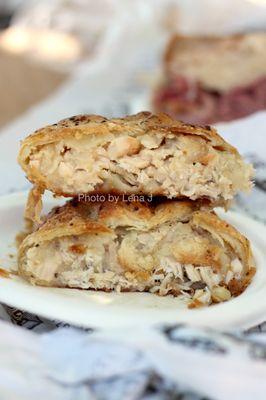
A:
0 191 266 330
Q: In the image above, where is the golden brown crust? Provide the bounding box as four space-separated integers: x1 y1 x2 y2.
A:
18 111 238 193
24 185 44 225
20 112 233 149
15 186 45 248
227 267 256 297
19 198 197 250
191 211 253 275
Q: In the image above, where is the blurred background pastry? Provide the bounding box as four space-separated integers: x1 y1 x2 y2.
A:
152 32 266 124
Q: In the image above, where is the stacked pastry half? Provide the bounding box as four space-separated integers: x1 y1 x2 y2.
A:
17 112 255 307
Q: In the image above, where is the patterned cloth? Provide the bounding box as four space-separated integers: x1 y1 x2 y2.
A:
1 313 266 400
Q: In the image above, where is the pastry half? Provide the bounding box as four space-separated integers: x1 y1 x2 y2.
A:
18 112 252 204
153 33 266 124
18 199 255 307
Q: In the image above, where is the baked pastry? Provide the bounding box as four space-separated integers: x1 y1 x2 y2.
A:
153 32 266 124
18 112 252 204
18 199 255 307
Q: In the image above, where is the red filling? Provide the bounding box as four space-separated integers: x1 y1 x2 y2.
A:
153 76 266 124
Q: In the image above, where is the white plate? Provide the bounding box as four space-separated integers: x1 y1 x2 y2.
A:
0 191 266 330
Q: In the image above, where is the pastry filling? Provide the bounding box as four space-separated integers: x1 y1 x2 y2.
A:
21 220 252 307
153 76 266 125
28 132 251 200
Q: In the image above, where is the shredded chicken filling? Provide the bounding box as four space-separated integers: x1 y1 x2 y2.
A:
28 133 251 200
22 220 247 306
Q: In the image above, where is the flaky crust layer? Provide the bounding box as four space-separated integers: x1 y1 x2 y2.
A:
18 199 204 253
19 112 236 163
19 112 234 146
18 199 254 290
